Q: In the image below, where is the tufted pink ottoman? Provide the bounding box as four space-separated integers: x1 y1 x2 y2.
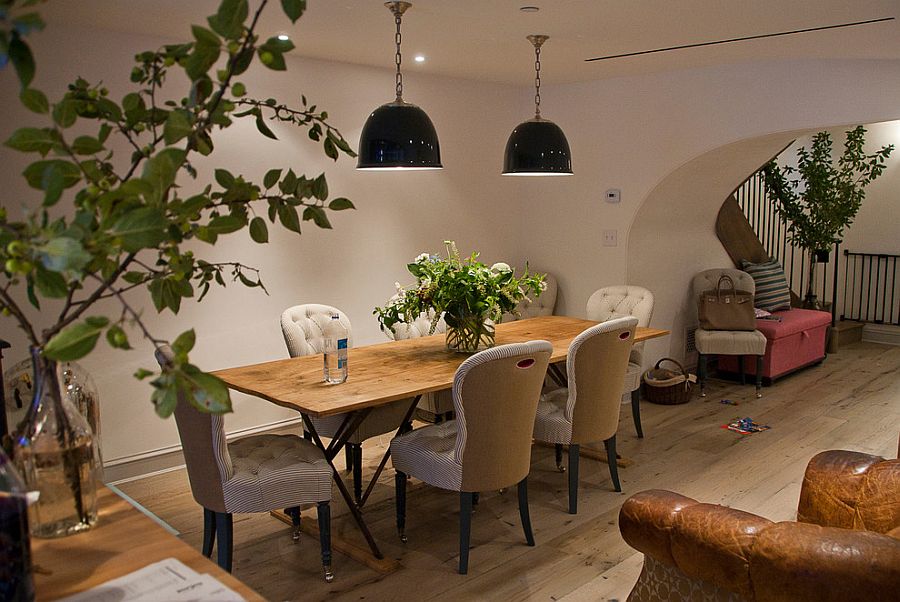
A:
718 308 830 382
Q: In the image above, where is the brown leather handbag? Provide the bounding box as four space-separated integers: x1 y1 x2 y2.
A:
698 275 756 331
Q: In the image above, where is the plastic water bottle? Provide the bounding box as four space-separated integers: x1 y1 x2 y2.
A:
323 313 349 384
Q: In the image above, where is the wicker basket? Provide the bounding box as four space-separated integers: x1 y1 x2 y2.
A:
643 358 695 405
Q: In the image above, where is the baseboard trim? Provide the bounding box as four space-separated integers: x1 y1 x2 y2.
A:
104 416 304 484
861 323 900 346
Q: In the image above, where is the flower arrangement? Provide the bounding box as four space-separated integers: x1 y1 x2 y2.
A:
374 241 545 352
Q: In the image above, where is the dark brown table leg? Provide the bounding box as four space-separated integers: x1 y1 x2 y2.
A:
358 395 421 508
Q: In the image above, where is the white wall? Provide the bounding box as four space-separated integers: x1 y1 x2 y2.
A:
3 19 900 468
0 25 530 465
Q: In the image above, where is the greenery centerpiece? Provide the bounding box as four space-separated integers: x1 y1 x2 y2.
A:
763 125 893 308
0 0 356 537
374 241 545 353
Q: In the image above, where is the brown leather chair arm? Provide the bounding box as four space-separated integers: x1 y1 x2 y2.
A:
750 521 900 601
620 490 772 598
798 450 900 533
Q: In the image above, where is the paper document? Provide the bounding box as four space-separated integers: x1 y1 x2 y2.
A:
59 557 245 602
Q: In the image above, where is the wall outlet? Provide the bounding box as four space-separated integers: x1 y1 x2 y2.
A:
605 189 621 203
602 229 618 247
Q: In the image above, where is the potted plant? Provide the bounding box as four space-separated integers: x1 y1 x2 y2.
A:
0 0 356 538
763 125 893 308
374 241 545 353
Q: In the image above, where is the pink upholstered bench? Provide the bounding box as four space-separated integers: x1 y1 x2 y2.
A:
718 308 830 382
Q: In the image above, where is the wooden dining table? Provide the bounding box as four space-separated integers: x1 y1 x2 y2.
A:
213 316 668 568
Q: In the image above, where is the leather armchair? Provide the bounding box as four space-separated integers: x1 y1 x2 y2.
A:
619 448 900 601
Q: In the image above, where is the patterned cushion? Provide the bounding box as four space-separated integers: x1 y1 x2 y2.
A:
532 388 573 444
390 420 463 491
740 258 791 312
223 434 332 514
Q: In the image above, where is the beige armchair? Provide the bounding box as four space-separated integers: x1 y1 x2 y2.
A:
390 340 552 574
155 346 335 582
619 445 900 601
586 285 654 438
281 304 410 504
532 317 638 513
692 269 767 397
503 271 558 321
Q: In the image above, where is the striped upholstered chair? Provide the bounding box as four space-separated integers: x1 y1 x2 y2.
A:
586 285 654 438
281 304 410 503
155 346 335 582
532 317 638 514
391 340 553 574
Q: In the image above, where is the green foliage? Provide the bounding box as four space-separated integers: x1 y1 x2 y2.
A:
0 0 357 417
374 241 546 336
763 126 894 251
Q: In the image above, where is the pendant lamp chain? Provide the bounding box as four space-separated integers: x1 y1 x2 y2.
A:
527 34 549 118
388 1 411 102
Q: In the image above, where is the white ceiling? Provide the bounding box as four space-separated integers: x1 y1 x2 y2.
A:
42 0 900 85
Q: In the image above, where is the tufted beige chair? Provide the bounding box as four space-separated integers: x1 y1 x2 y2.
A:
503 271 558 322
155 346 334 581
692 269 767 397
381 305 455 423
586 285 654 438
281 304 410 503
391 340 552 574
532 317 638 513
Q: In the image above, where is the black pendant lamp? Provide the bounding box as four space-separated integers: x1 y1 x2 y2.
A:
357 1 442 170
503 35 573 176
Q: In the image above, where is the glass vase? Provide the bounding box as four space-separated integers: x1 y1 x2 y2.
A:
444 311 495 353
13 348 98 538
0 446 34 601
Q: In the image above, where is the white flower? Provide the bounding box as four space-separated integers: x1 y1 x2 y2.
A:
415 253 429 262
540 281 548 291
490 262 511 273
395 281 404 293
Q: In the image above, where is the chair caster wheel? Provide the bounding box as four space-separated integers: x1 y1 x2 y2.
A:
399 530 408 543
556 463 566 473
292 528 301 543
323 566 335 583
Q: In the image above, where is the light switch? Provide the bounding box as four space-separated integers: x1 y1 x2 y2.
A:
605 189 621 203
602 229 618 247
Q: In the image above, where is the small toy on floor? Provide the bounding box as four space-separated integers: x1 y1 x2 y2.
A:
723 416 770 434
720 399 738 406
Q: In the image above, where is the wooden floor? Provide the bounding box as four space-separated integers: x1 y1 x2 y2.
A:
117 342 900 601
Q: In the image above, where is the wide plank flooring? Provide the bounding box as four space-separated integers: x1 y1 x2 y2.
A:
117 342 900 601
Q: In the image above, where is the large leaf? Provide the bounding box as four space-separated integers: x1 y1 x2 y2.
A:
207 214 245 235
71 135 104 155
328 197 355 211
34 264 68 298
19 88 49 114
141 148 186 204
23 159 81 191
179 365 232 413
44 317 110 361
249 216 268 243
280 0 306 23
5 127 55 155
163 110 193 145
208 0 248 39
110 207 168 252
172 329 196 355
37 236 91 272
8 35 34 89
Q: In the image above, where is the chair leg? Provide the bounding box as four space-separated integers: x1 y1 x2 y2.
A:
352 443 363 505
631 389 644 438
698 354 707 397
517 477 535 546
317 501 334 583
344 444 353 473
738 355 745 385
554 443 566 472
286 506 301 542
202 508 216 557
459 492 475 575
604 435 621 492
215 512 233 573
568 443 580 514
395 470 408 542
755 355 763 398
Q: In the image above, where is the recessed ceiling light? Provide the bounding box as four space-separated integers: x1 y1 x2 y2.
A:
520 6 540 12
277 34 290 41
414 55 426 62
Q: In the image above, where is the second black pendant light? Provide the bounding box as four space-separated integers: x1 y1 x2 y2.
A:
357 1 442 171
503 35 573 176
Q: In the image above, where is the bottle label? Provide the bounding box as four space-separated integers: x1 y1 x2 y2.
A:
337 338 348 370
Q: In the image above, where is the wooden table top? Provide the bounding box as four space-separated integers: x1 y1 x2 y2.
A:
214 316 669 418
32 487 264 601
